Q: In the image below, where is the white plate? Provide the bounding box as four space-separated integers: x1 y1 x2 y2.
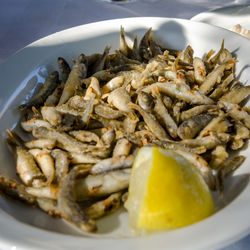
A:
191 5 250 31
0 17 250 250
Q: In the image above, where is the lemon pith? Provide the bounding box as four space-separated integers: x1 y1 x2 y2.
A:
125 146 215 234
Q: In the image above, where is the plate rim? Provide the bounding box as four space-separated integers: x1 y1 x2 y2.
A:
190 4 250 30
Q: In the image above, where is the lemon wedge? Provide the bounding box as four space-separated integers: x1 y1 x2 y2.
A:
124 146 215 234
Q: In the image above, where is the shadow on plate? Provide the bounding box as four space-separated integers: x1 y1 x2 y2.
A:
214 173 250 210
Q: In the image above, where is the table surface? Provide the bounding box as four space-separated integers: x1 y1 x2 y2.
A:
1 0 250 249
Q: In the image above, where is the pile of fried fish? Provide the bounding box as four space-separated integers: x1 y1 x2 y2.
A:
0 27 249 233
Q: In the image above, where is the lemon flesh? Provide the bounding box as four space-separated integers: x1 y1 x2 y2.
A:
124 146 215 234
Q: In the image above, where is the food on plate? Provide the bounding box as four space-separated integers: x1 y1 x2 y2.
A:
0 27 249 234
231 24 250 39
124 147 215 234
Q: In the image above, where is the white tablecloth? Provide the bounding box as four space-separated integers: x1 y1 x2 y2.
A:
0 0 250 249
